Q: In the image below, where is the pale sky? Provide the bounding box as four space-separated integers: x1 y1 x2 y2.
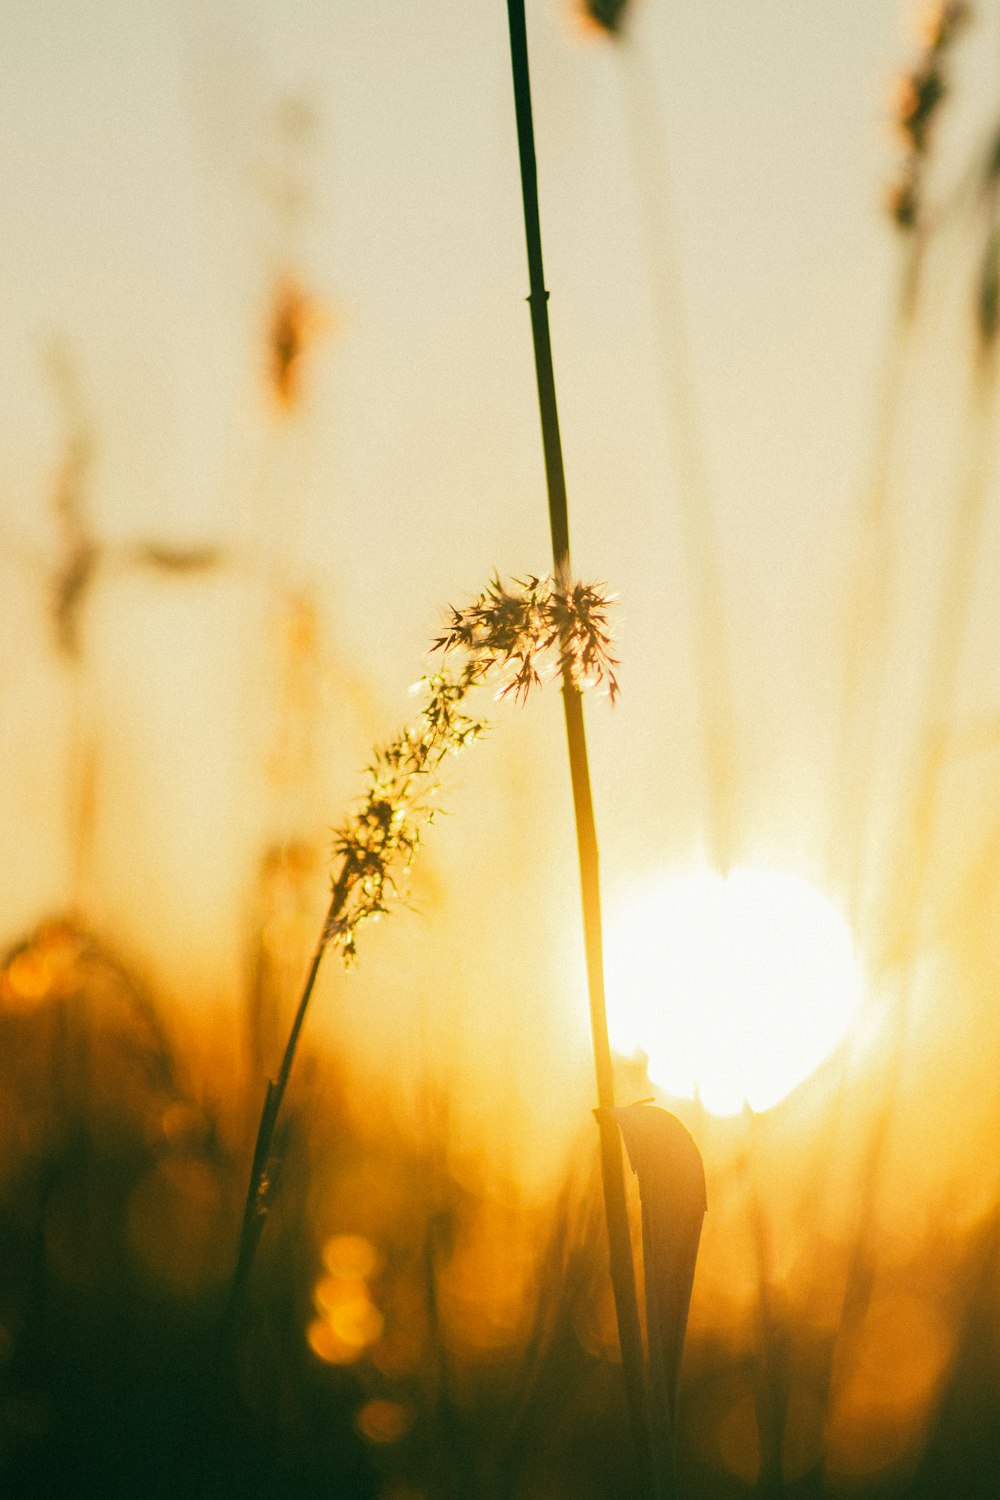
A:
2 3 1000 1166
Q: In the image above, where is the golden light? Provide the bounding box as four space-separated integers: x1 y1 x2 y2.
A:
604 867 864 1116
308 1233 385 1365
322 1232 382 1281
354 1398 413 1446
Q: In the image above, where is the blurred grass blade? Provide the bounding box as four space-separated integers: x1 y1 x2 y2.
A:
611 1103 706 1498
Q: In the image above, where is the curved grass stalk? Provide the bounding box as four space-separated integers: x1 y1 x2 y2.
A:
225 579 619 1331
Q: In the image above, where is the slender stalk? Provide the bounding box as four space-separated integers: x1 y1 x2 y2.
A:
826 233 924 930
225 869 348 1331
224 582 613 1331
829 0 970 925
617 40 737 873
504 3 654 1492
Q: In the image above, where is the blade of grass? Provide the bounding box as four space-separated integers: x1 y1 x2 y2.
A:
610 1104 706 1500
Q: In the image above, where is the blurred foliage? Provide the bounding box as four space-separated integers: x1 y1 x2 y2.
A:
7 10 1000 1498
2 938 1000 1497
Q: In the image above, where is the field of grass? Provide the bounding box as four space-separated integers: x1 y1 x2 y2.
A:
3 2 1000 1496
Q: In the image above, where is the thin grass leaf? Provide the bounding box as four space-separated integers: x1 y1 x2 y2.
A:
609 1103 707 1499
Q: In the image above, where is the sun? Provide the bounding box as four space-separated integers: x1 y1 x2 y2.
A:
603 866 864 1117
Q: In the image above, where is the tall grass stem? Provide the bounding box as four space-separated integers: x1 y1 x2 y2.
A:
504 2 654 1491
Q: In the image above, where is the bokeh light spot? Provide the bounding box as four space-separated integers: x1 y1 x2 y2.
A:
322 1232 381 1281
355 1398 412 1445
825 1291 954 1481
307 1317 362 1366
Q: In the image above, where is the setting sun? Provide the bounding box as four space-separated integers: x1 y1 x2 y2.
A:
604 867 864 1116
4 2 1000 1493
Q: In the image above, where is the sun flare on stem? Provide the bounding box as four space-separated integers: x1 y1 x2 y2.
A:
604 867 864 1117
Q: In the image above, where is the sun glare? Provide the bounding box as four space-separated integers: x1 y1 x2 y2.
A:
604 867 864 1117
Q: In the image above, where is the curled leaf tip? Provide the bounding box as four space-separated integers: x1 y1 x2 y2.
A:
609 1103 706 1481
610 1102 707 1216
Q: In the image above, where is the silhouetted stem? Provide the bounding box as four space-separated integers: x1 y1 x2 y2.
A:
225 868 349 1331
505 3 654 1492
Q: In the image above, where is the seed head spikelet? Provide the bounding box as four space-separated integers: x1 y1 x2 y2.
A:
434 573 620 706
325 575 617 965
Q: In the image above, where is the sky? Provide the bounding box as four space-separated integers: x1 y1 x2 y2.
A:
3 1 1000 1179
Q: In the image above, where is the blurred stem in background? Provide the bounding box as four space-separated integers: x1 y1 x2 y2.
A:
810 1 1000 1455
613 20 739 874
830 0 972 934
827 259 1000 1456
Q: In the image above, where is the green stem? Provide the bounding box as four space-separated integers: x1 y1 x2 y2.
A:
225 869 349 1332
504 3 654 1492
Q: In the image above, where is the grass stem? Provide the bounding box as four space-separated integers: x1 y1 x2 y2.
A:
504 3 655 1491
225 870 347 1333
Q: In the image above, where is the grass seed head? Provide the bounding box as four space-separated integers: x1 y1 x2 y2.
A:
326 574 618 964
